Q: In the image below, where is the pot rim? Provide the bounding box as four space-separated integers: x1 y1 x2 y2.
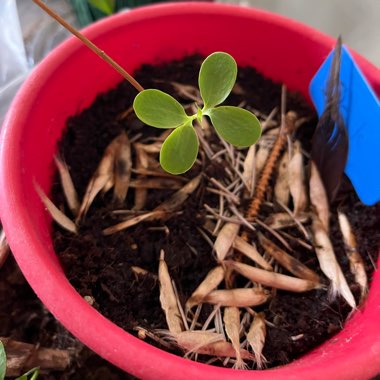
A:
1 3 380 379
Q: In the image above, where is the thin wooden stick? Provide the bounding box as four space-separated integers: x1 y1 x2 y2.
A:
32 0 144 92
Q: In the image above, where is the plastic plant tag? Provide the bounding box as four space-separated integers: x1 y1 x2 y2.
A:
310 45 380 206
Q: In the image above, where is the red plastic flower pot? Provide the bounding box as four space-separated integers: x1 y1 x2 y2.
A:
1 3 380 379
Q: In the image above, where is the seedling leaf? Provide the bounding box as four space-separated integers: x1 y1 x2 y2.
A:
199 52 237 110
133 89 190 129
0 341 5 380
207 106 262 147
160 124 199 174
88 0 115 15
15 367 40 380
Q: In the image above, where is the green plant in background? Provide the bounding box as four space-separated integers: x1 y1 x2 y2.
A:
70 0 158 26
0 341 39 380
0 341 5 380
133 52 262 174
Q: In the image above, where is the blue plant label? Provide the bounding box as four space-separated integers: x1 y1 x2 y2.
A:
310 45 380 206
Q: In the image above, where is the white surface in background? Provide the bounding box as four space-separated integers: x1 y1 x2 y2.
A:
218 0 380 67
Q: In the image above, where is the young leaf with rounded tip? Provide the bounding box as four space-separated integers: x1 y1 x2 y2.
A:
133 89 190 129
160 124 199 174
199 52 237 110
207 106 262 147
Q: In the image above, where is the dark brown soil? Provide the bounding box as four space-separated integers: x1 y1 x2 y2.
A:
46 55 380 371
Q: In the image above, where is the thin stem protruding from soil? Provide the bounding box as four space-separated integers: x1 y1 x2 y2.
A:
32 0 144 93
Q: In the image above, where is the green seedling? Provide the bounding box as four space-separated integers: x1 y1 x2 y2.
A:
133 52 262 174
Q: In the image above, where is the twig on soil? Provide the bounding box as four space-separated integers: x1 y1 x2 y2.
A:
1 337 71 377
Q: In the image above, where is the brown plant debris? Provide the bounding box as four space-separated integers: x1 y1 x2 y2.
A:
288 140 307 215
113 132 132 204
158 250 184 334
35 182 77 234
77 134 120 220
247 112 297 219
203 288 270 308
246 312 267 369
258 233 320 283
54 155 80 216
186 266 225 311
233 236 272 271
1 337 71 377
224 307 247 369
274 150 290 207
338 211 368 301
166 330 254 360
0 229 10 269
311 215 356 308
226 261 321 293
309 161 330 232
214 222 241 262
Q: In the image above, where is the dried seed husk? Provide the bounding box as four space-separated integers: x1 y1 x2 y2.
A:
103 210 165 235
311 215 356 308
203 288 269 307
274 150 290 207
54 155 80 216
338 211 368 300
77 135 119 220
0 229 10 269
233 236 272 271
258 233 320 283
158 250 184 334
35 182 77 234
155 174 202 213
224 307 247 369
171 330 254 360
130 178 182 190
255 127 279 175
186 266 225 311
242 144 256 196
133 144 149 210
170 81 201 102
214 222 240 262
113 132 132 204
264 212 309 230
226 260 320 293
136 142 162 154
310 161 330 232
102 177 114 195
288 140 307 215
247 312 267 369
